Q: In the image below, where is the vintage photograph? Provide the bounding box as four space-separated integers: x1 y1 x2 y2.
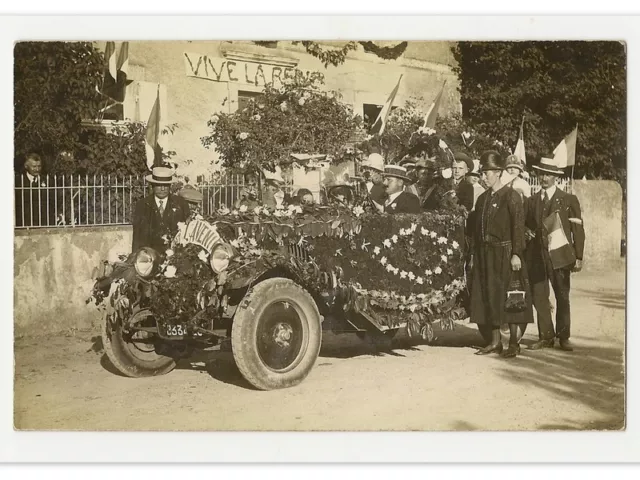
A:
13 39 626 431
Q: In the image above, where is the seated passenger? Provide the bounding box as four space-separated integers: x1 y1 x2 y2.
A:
382 165 421 214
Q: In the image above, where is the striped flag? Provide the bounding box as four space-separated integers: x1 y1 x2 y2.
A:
423 80 446 129
543 211 577 269
369 74 403 135
514 116 526 164
145 86 163 169
553 125 578 168
101 41 133 103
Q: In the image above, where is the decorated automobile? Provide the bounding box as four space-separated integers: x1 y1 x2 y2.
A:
89 203 468 390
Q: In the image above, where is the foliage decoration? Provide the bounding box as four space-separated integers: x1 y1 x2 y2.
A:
201 73 363 176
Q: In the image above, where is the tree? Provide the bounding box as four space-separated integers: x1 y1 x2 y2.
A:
452 41 626 182
14 41 153 177
201 73 363 176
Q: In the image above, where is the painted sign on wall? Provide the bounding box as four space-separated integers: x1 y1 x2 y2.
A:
183 51 324 87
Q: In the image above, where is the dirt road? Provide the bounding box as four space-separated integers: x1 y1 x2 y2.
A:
14 269 625 431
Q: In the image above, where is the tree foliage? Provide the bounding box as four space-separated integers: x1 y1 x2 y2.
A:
452 41 626 182
201 73 363 175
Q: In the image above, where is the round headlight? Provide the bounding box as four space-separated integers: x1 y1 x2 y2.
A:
134 248 158 278
210 243 233 274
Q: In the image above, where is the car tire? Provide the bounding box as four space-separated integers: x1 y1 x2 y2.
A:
231 278 322 390
102 309 176 378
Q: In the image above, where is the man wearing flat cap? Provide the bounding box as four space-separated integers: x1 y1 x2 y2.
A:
525 157 585 352
132 166 191 253
452 152 475 212
382 165 421 214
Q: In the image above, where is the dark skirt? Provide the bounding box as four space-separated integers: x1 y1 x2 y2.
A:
470 242 534 326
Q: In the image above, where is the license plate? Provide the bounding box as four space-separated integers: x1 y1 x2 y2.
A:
162 323 189 338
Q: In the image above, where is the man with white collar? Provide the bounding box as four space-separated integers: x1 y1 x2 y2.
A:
360 153 387 212
132 166 190 253
525 157 585 352
15 152 51 227
382 165 421 214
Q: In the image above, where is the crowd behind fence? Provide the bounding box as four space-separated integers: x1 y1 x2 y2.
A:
14 173 571 229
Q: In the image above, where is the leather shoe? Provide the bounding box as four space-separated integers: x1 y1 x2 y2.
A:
475 343 503 355
559 339 574 351
529 339 554 350
500 345 519 358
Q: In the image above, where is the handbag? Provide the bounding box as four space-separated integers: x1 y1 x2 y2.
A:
505 268 527 313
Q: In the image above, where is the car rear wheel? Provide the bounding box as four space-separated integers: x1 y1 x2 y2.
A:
231 278 322 390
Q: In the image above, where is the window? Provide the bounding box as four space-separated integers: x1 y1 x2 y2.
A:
363 103 398 131
237 90 263 112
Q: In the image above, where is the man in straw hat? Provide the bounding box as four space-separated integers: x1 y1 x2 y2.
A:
132 165 190 253
525 156 585 352
360 152 387 212
382 164 421 214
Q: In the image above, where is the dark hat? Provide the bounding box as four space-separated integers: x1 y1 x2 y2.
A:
178 185 203 204
453 152 474 171
480 150 505 171
399 156 417 170
533 157 564 176
383 165 412 182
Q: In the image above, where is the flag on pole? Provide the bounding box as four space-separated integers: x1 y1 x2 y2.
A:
553 125 578 168
543 211 577 269
423 80 446 129
369 74 403 135
513 116 526 164
145 86 163 170
101 41 133 103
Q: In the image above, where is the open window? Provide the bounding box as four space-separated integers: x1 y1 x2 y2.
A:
363 103 398 131
237 90 264 112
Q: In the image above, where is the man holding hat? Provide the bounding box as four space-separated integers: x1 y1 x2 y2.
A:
360 153 387 212
525 157 585 352
262 167 287 209
452 152 475 212
382 165 421 214
178 184 204 216
132 166 191 253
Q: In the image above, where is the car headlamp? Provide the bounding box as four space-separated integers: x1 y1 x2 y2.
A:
134 247 159 278
210 243 233 274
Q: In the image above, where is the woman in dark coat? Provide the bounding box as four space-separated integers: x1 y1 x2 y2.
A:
470 151 534 358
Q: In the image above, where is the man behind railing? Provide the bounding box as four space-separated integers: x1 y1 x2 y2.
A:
14 153 55 228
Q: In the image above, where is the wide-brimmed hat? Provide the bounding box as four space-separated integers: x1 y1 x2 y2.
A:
146 166 177 184
533 157 564 176
480 150 505 171
178 185 203 204
453 152 474 171
361 153 385 173
467 159 481 177
505 155 525 172
383 165 412 182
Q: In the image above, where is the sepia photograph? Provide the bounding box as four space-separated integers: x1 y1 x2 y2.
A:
11 34 626 435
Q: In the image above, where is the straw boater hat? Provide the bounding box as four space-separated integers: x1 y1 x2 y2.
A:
361 153 385 173
383 164 413 183
505 155 525 172
453 152 474 171
533 157 564 176
146 166 177 184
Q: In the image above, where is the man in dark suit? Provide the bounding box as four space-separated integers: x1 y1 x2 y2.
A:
452 152 475 211
526 157 585 352
15 153 54 227
382 165 421 214
132 166 191 253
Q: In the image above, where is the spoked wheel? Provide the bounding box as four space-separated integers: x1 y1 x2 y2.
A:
231 278 322 390
102 309 176 378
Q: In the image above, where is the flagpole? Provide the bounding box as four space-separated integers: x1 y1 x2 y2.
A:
570 123 578 191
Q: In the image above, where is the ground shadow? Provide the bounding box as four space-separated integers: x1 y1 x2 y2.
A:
495 338 625 430
574 287 626 311
176 350 255 390
99 354 128 377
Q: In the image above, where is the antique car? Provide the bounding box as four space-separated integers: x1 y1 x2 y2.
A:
90 204 468 390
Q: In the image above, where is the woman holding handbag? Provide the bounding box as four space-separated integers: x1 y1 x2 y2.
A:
469 151 534 358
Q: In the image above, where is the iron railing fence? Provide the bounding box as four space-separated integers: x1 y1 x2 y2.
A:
14 173 572 229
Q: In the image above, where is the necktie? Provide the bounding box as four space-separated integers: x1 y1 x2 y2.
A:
158 200 165 216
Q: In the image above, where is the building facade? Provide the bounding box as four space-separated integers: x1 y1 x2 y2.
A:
100 40 461 180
